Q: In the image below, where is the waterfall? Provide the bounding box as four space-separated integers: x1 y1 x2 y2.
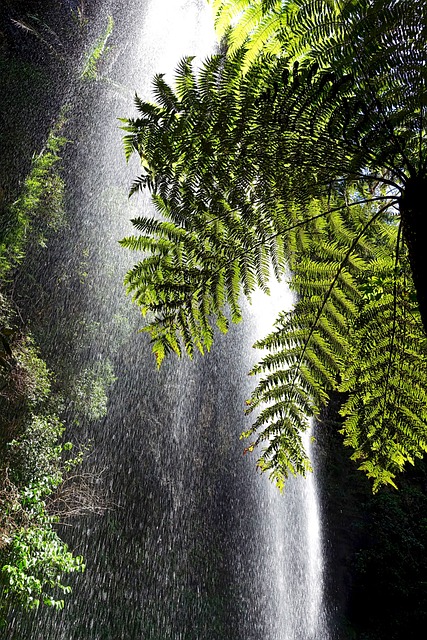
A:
247 281 329 640
5 1 330 638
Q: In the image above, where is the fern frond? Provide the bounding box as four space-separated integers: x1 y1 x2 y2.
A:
122 3 427 489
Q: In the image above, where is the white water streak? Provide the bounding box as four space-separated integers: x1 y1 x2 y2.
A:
250 279 327 639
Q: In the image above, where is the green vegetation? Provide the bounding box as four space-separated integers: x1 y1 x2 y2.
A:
0 5 128 621
81 16 114 81
69 361 116 422
0 118 84 622
121 0 427 491
1 526 84 612
0 110 68 277
0 105 116 620
2 0 425 635
210 0 286 69
0 312 85 621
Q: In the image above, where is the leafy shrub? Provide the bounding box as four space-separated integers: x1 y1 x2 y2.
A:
69 360 116 421
0 112 67 277
1 524 85 612
0 425 86 623
9 336 51 406
0 322 87 621
7 414 64 487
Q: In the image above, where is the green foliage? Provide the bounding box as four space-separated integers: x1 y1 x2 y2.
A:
0 406 86 622
0 328 53 417
12 336 52 406
247 198 427 490
81 16 114 81
7 414 64 487
0 111 67 277
210 0 286 69
0 110 96 621
0 5 123 624
69 360 116 421
121 52 290 364
122 2 427 490
0 374 86 621
1 525 85 614
0 326 86 620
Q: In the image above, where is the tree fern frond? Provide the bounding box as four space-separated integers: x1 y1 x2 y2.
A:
121 4 427 488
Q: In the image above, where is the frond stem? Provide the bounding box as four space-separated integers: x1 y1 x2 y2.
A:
288 200 396 397
380 221 403 427
256 195 398 246
146 196 399 328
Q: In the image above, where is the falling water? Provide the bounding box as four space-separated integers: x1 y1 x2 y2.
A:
6 1 330 638
249 282 328 639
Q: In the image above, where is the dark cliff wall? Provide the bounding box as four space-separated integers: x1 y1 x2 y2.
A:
316 393 427 639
